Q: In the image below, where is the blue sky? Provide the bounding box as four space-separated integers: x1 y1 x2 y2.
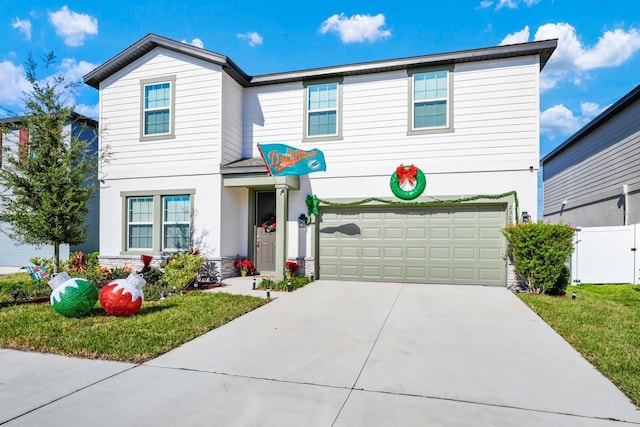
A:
1 0 639 160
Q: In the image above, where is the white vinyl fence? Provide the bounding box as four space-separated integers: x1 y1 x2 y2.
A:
571 225 639 285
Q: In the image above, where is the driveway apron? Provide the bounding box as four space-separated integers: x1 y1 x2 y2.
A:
2 281 639 426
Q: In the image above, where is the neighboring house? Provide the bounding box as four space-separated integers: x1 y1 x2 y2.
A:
0 114 100 268
84 34 556 285
542 84 640 226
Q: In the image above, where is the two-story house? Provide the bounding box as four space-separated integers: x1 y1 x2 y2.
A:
542 84 640 227
0 114 100 269
84 34 556 285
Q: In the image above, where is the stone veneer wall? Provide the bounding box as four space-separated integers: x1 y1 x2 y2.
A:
100 256 317 281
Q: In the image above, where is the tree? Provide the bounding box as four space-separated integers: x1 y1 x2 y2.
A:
0 52 97 273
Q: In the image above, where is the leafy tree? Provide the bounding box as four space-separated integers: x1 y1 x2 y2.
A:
0 52 97 273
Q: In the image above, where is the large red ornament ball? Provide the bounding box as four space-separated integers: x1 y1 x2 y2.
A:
99 273 146 317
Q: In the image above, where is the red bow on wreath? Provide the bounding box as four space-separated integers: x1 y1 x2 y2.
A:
396 164 418 186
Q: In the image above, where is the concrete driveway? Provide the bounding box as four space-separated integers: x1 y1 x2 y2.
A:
1 280 639 426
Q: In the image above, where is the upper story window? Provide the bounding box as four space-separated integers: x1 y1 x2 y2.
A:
140 76 176 141
409 68 453 134
303 80 343 142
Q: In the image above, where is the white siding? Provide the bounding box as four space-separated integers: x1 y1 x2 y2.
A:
99 48 223 180
244 83 304 148
243 57 539 178
99 175 222 259
221 73 244 163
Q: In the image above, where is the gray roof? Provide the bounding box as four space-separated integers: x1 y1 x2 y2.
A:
541 84 640 164
84 33 557 89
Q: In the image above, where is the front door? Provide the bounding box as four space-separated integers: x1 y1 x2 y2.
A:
255 191 276 273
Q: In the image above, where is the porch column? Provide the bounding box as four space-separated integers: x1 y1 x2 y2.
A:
275 184 289 281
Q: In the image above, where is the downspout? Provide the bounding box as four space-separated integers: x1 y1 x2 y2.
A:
623 184 629 226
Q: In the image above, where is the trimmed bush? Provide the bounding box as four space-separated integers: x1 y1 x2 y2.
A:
502 222 575 294
161 252 205 290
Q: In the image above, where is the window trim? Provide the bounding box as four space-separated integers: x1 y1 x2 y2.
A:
127 196 154 251
407 66 454 135
120 189 195 255
302 78 343 142
139 76 176 141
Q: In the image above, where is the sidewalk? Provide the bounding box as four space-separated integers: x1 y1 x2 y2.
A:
2 281 639 426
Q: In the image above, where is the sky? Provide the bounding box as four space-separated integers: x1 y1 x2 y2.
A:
1 0 639 161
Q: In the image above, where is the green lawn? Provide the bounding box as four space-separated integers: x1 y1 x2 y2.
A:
0 292 267 362
519 284 640 407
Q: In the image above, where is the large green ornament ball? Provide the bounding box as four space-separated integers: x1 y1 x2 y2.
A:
50 278 99 317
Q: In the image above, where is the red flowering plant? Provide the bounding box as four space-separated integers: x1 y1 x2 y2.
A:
285 261 299 274
234 257 256 275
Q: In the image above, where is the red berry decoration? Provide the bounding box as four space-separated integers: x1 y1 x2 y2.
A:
99 273 146 317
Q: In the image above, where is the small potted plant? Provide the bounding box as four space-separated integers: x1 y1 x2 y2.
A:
285 261 299 279
234 258 255 277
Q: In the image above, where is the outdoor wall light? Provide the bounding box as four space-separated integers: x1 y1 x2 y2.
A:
298 213 308 227
522 211 531 224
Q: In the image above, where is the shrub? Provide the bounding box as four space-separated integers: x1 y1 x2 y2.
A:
258 275 311 292
502 222 575 294
162 252 205 290
545 264 571 296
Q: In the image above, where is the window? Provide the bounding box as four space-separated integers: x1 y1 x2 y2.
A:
163 195 190 250
122 190 194 254
304 80 342 141
410 69 453 133
128 197 154 249
140 76 176 141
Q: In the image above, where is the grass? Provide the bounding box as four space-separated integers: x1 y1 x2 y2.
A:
0 292 267 363
0 272 50 302
519 284 640 407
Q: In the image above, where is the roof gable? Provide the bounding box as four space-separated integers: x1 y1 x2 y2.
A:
84 33 557 89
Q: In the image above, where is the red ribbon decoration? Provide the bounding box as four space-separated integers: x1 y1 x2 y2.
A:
396 164 418 186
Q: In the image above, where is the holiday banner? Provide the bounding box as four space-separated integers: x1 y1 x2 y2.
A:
258 143 326 176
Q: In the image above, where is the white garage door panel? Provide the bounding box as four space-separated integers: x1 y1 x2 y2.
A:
318 204 507 285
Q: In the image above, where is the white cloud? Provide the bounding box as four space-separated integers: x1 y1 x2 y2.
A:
75 103 99 120
320 13 391 43
237 32 263 47
540 101 609 140
12 18 32 41
500 26 530 45
496 0 518 9
540 104 582 139
477 1 494 8
182 38 204 48
0 61 31 108
59 58 98 82
534 23 640 74
48 6 98 47
500 23 640 91
580 101 609 119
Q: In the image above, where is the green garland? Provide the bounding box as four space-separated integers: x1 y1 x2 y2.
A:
306 191 520 223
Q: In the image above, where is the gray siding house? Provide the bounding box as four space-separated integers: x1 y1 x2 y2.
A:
541 84 640 226
0 114 100 269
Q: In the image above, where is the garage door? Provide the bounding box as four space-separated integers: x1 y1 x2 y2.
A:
318 204 507 285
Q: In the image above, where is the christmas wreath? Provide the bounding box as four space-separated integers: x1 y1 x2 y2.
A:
261 214 276 233
389 164 426 200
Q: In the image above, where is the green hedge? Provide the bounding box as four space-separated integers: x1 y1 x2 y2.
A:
502 223 575 294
